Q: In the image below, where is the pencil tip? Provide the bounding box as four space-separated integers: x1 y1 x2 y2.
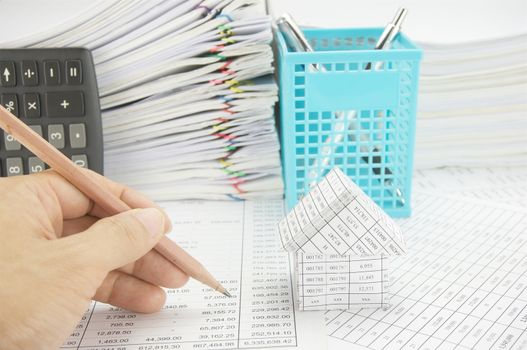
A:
222 290 233 298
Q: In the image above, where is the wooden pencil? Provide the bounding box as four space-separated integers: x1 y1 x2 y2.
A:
0 105 231 297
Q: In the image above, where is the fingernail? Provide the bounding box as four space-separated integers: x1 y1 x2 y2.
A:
133 208 164 238
156 205 173 233
164 213 173 233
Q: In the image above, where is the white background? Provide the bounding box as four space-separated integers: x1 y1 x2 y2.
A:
0 0 526 44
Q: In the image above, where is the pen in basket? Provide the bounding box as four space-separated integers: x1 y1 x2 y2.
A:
276 10 407 205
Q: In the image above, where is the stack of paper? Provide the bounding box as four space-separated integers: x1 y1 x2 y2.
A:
0 0 283 200
415 34 527 168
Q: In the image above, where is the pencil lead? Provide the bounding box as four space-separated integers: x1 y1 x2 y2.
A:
222 290 233 298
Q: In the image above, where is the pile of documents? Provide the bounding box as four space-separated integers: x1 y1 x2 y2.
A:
2 0 283 200
415 34 527 168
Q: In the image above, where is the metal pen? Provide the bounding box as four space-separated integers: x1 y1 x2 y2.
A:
277 13 312 53
277 14 349 186
363 8 408 204
277 10 407 205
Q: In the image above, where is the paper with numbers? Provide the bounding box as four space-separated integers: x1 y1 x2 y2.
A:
62 200 326 350
296 254 390 311
278 167 405 311
278 167 405 256
325 191 527 350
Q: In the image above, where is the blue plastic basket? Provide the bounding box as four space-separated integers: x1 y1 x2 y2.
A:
276 27 422 217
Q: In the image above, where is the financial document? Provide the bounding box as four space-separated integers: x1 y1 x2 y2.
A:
277 167 404 312
62 200 326 350
325 192 527 350
297 254 390 311
414 167 527 207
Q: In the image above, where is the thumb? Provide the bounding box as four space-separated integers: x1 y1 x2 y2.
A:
73 208 166 272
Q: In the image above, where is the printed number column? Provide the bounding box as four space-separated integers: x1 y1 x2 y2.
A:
238 201 298 348
61 303 95 348
70 202 244 349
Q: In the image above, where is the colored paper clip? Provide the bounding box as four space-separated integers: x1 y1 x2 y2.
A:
226 194 244 201
209 44 224 53
220 60 234 74
217 13 233 22
221 37 236 45
231 178 247 194
219 159 233 168
215 117 230 123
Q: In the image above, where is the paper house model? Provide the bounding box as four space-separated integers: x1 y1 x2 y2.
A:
277 167 406 311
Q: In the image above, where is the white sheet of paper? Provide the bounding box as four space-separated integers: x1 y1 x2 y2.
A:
296 254 390 311
61 200 326 350
278 168 405 256
324 192 527 350
414 167 527 207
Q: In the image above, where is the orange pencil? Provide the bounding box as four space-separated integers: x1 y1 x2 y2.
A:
0 105 231 297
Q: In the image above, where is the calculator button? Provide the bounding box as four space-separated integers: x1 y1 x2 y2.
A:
4 132 21 151
72 155 88 168
48 124 65 149
23 93 41 118
69 123 86 148
66 60 82 85
28 157 45 174
29 125 43 138
21 61 38 86
6 158 23 176
1 94 19 116
43 60 60 85
0 61 16 87
45 91 85 117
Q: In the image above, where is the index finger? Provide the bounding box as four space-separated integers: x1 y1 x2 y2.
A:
36 169 172 231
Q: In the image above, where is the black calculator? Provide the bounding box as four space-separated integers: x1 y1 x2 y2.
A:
0 48 103 176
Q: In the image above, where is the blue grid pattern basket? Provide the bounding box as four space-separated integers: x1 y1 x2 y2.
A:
276 27 422 217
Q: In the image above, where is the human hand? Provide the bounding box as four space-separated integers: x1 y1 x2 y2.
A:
0 170 188 349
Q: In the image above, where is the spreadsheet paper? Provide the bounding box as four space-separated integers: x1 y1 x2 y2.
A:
278 167 405 311
325 192 527 350
295 254 390 311
413 167 527 207
62 200 326 350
